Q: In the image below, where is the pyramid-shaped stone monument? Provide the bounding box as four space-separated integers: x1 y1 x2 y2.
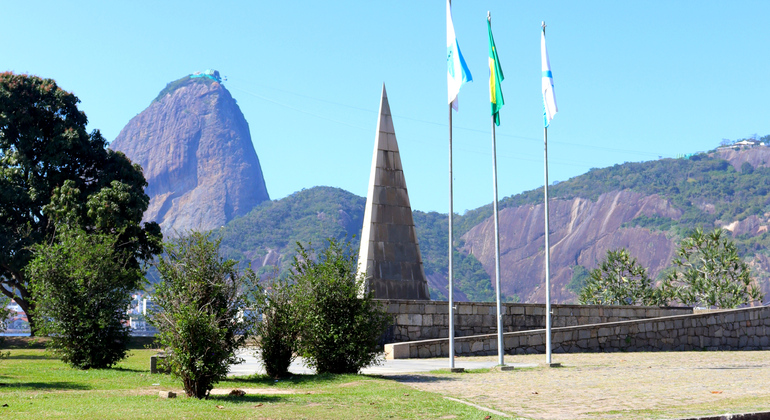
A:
356 85 430 300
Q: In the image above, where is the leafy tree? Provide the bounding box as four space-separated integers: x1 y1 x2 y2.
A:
579 249 667 306
150 232 255 399
253 273 299 378
27 227 138 369
0 72 161 333
666 228 763 308
741 161 754 174
291 239 390 374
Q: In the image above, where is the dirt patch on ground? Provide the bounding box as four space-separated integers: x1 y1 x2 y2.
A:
389 351 770 419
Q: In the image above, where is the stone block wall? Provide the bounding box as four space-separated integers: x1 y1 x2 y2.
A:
384 306 770 359
377 299 692 343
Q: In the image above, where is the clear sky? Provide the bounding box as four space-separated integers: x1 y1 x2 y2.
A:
3 1 770 214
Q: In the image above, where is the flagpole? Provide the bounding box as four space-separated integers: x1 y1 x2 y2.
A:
448 103 456 369
543 124 553 365
447 0 470 372
491 116 504 366
542 21 555 367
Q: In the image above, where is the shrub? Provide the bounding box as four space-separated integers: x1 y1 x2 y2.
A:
579 249 667 306
150 232 256 398
254 273 298 378
667 228 763 308
27 227 139 369
291 239 390 374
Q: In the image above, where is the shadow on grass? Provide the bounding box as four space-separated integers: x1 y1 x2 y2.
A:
207 394 284 404
110 366 145 373
378 374 460 384
4 354 58 360
0 381 90 390
226 373 359 387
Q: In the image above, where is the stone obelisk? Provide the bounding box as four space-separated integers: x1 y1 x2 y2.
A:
357 85 430 300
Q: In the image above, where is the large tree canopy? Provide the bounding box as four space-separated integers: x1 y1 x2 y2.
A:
0 72 161 333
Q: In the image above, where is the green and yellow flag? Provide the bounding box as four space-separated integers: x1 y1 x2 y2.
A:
488 17 504 126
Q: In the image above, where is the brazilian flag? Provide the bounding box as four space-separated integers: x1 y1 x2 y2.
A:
488 18 504 126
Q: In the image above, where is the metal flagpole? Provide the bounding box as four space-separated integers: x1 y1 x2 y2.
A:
491 116 504 366
449 104 455 369
541 21 559 367
543 124 553 365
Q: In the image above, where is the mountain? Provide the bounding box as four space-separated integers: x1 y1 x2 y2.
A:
215 186 483 301
110 74 269 234
216 140 770 305
461 191 680 302
457 141 770 303
117 87 770 306
217 186 365 276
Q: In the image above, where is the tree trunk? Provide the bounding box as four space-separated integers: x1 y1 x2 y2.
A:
15 294 36 337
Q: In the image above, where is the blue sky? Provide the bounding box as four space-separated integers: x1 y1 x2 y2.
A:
3 1 770 213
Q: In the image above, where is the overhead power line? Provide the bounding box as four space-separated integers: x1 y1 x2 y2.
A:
228 80 672 167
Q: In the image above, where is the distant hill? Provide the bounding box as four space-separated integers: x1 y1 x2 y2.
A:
217 141 770 305
215 186 500 302
217 186 364 276
458 142 770 303
110 74 269 233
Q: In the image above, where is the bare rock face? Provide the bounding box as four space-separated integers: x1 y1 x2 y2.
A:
460 190 681 303
714 146 770 171
110 76 269 234
718 215 768 237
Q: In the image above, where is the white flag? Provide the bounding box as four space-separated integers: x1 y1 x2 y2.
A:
541 29 558 127
447 0 472 111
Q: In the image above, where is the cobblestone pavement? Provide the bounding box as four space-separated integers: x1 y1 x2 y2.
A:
385 351 770 419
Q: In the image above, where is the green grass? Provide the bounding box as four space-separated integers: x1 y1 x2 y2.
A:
0 349 491 419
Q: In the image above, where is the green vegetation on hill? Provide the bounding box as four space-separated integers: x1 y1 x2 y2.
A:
152 75 216 103
412 211 516 302
460 149 770 244
217 188 502 302
218 187 364 276
219 142 770 303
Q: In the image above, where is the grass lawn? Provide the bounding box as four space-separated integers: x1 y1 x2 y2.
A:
0 348 492 419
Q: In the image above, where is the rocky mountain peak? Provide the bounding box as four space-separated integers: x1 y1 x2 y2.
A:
110 74 269 234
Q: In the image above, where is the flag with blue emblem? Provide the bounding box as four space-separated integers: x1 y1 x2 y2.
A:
541 28 558 127
447 0 472 111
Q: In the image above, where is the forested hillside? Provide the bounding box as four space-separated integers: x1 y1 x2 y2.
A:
218 139 770 304
458 140 770 303
217 187 365 276
464 144 770 252
216 187 504 302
